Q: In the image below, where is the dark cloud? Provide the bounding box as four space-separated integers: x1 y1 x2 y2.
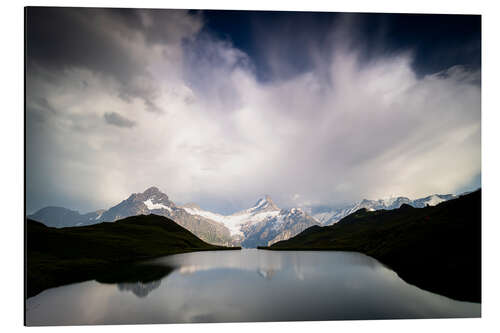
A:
26 7 201 113
26 8 136 77
104 112 137 128
26 8 143 83
201 11 481 82
26 7 154 110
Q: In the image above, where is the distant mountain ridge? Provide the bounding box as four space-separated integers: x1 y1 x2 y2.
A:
28 206 105 228
29 187 235 246
309 193 460 225
29 188 320 248
265 190 482 303
29 187 466 247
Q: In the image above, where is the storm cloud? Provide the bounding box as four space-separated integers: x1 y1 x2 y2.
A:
25 8 481 214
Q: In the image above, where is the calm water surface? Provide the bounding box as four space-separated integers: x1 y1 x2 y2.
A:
26 250 480 325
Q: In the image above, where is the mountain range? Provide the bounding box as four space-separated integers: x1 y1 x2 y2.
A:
30 187 236 246
265 189 481 303
182 195 319 247
308 193 458 225
28 187 464 247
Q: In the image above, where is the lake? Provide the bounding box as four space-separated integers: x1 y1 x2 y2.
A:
25 249 480 325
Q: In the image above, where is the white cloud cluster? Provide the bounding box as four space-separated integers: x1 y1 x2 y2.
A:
26 10 481 214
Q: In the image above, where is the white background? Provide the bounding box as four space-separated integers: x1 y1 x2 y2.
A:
1 0 499 332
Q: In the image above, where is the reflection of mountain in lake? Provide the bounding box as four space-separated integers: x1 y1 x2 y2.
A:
257 268 276 280
95 264 175 298
26 250 480 326
146 249 388 286
117 280 162 298
152 249 286 277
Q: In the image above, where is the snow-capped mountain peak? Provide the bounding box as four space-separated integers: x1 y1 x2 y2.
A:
411 194 456 208
183 196 282 237
248 195 280 213
143 186 162 196
310 192 459 226
29 186 476 249
181 195 319 245
380 195 401 207
140 186 171 203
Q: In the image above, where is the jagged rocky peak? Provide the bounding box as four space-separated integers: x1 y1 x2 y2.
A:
142 186 166 198
134 186 171 205
251 195 280 212
119 187 174 212
139 187 175 210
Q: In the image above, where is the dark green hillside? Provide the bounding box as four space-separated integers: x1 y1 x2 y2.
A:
263 190 481 302
26 214 240 298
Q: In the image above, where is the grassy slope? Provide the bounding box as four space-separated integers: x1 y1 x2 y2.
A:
263 190 481 302
27 214 240 298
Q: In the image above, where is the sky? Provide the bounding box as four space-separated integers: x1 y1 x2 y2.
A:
26 8 481 214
